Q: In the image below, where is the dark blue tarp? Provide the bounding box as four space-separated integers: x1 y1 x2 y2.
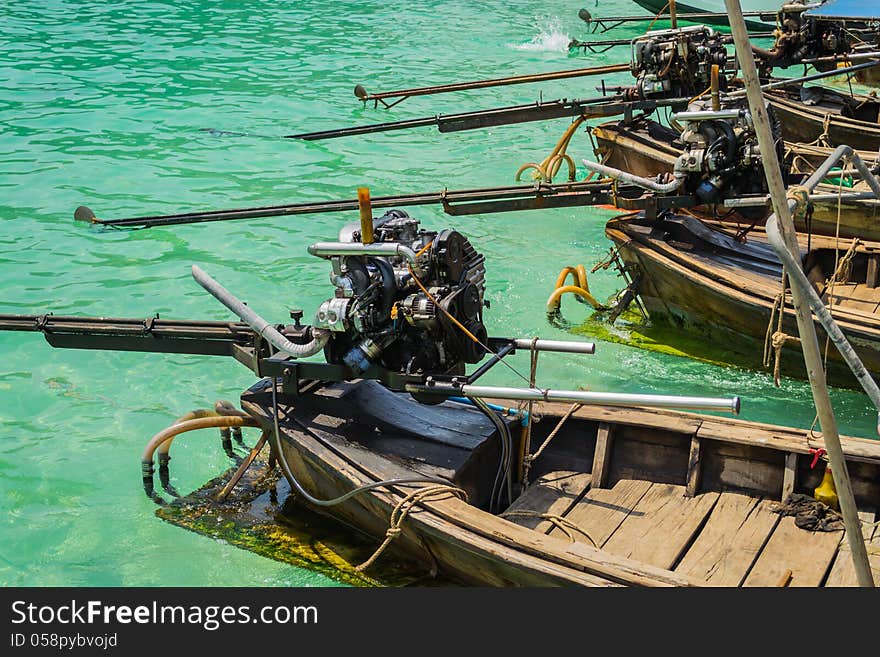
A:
805 0 880 20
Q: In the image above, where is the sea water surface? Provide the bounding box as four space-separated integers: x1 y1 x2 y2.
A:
1 0 877 586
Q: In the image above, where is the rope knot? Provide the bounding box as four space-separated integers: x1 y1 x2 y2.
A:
385 527 402 539
771 331 790 349
786 185 811 218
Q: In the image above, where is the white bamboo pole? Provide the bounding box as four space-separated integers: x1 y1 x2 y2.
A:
724 0 874 587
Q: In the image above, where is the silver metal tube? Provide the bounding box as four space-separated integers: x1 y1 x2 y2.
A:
512 339 595 354
458 384 740 414
581 159 683 193
191 265 329 358
801 146 880 199
307 241 418 264
671 109 743 122
722 191 878 207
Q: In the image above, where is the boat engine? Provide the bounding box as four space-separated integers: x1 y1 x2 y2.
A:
672 99 787 205
756 0 853 73
630 26 729 99
308 210 488 379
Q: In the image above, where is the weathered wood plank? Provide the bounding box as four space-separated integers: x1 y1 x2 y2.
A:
743 516 843 587
601 483 720 570
675 494 779 585
592 423 613 489
700 439 784 497
551 479 653 547
782 452 798 502
867 254 879 289
686 435 702 497
696 417 880 463
503 471 592 534
824 510 880 587
516 400 880 463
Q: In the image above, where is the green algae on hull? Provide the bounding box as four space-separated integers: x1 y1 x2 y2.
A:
565 306 767 371
156 454 447 587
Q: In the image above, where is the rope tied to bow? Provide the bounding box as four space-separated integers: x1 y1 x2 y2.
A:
355 484 468 572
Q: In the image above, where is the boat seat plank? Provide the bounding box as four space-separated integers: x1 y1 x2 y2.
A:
306 380 497 450
743 517 843 587
675 494 779 586
824 510 880 587
600 483 720 570
551 479 653 547
503 471 592 533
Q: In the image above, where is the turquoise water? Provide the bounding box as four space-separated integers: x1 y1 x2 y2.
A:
1 0 876 587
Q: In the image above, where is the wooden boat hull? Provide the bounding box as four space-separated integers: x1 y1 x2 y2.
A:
764 87 880 152
240 378 880 587
630 0 773 29
591 120 880 242
605 213 880 385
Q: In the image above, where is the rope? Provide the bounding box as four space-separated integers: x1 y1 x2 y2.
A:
763 277 798 387
520 337 540 487
355 484 467 572
829 239 860 289
525 403 583 466
499 510 598 547
803 113 832 148
786 184 812 219
644 1 670 33
809 173 852 433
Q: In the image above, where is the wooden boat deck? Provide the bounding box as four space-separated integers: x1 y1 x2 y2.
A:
506 473 880 586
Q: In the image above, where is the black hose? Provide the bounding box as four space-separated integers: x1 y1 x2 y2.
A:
370 257 396 318
157 453 180 497
470 396 512 512
141 461 167 506
342 257 370 294
708 119 737 168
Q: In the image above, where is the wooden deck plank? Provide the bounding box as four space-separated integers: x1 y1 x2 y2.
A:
743 516 843 587
782 452 797 502
550 479 653 547
685 435 702 497
675 494 779 586
591 423 613 489
601 483 720 570
502 471 592 534
824 510 880 587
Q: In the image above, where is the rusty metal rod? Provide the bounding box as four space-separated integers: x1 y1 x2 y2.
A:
288 95 620 140
354 63 630 103
71 179 624 229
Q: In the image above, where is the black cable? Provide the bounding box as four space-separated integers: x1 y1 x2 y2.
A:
469 396 511 513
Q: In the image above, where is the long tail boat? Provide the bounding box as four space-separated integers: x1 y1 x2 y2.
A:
5 196 879 587
604 210 880 385
764 85 880 153
238 376 880 586
591 117 880 241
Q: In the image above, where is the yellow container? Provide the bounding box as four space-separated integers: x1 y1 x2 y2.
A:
814 466 839 510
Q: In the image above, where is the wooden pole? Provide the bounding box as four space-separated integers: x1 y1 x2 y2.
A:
724 0 875 587
670 0 678 29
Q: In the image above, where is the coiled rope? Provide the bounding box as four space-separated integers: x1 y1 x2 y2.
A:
499 510 598 547
355 484 468 572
